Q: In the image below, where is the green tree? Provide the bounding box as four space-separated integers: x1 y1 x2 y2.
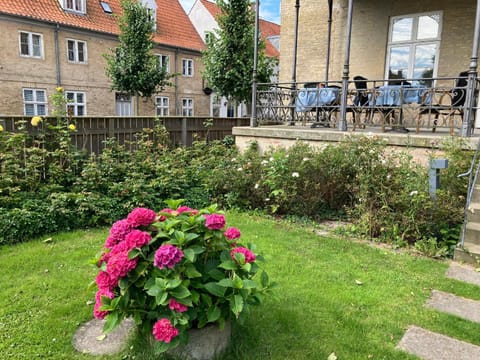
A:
104 0 170 114
202 0 274 105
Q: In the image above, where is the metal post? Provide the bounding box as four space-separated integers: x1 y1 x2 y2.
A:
325 0 333 82
338 0 353 131
250 0 260 127
461 0 480 136
289 0 300 126
429 159 449 199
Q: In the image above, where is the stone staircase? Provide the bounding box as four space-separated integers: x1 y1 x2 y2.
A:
454 182 480 266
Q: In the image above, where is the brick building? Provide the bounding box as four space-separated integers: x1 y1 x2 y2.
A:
0 0 208 117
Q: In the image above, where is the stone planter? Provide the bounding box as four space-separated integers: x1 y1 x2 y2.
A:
165 322 231 360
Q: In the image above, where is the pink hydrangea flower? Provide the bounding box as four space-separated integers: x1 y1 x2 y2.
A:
95 271 116 292
231 247 256 264
127 207 156 227
168 299 188 313
106 219 133 247
125 229 151 250
224 227 241 240
154 244 184 269
106 242 138 280
93 289 114 319
158 208 174 222
177 206 199 215
152 318 179 343
204 214 226 230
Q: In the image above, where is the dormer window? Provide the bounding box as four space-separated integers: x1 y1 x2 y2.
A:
141 0 157 30
60 0 86 14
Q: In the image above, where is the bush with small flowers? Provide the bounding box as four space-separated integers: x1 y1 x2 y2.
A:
92 200 272 353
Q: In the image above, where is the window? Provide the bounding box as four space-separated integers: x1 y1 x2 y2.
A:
100 1 112 14
182 98 194 117
67 39 87 63
155 54 170 73
156 96 169 116
204 32 212 44
23 88 47 116
182 59 194 77
141 0 157 30
66 91 86 116
116 93 132 116
386 12 442 85
19 31 43 58
62 0 86 14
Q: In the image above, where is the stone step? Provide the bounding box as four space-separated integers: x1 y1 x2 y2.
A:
464 222 480 246
446 262 480 287
467 202 480 223
397 326 480 360
470 185 480 203
454 242 480 266
426 290 480 324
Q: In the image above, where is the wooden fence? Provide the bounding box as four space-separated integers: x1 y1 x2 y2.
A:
0 116 250 154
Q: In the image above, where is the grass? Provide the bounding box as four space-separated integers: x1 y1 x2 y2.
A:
1 212 480 359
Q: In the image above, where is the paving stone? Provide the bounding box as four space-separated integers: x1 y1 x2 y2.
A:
446 262 480 287
426 290 480 324
72 318 135 355
397 325 480 360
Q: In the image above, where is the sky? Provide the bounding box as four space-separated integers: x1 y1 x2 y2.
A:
179 0 281 24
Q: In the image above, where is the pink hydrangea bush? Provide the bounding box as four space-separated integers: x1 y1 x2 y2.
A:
92 200 272 354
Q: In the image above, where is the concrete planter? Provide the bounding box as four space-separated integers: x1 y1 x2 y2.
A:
166 322 231 360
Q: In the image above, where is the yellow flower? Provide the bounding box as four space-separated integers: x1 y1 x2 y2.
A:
0 124 3 132
68 124 76 131
31 116 42 127
56 86 64 93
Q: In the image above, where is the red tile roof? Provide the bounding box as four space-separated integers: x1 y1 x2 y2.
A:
0 0 205 52
199 0 280 58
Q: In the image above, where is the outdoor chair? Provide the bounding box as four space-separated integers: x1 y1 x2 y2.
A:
352 76 371 129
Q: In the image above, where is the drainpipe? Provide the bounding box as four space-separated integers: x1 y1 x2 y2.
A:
460 0 480 137
325 0 333 82
289 0 300 125
54 24 61 86
175 48 179 115
338 0 353 132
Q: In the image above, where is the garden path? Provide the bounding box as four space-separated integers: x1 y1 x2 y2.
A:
397 262 480 359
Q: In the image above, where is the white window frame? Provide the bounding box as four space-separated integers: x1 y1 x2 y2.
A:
155 96 169 116
66 91 86 116
141 0 157 30
61 0 86 14
67 39 87 63
23 88 48 116
385 11 442 83
155 54 170 73
19 31 43 59
182 59 194 77
182 98 194 117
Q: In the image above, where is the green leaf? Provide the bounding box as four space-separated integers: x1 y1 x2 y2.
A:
230 295 244 317
233 276 243 289
241 263 252 272
183 248 195 263
186 233 200 242
166 279 182 289
156 292 168 306
219 260 238 270
146 285 163 297
170 285 191 299
103 312 121 334
207 306 221 322
204 282 226 297
185 264 202 278
128 248 141 260
208 268 226 281
261 271 270 288
190 245 206 255
242 279 257 289
218 278 235 287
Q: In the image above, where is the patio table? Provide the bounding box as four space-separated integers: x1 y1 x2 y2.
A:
296 87 340 112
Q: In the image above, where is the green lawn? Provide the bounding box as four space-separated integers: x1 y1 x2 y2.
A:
1 212 480 359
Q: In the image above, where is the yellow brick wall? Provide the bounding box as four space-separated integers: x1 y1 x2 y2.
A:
0 17 209 117
280 0 476 84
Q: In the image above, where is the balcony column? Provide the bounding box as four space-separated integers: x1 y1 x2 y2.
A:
338 0 353 131
250 0 260 127
289 0 300 125
461 0 480 136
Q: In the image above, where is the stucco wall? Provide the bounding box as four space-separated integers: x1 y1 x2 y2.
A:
279 0 476 84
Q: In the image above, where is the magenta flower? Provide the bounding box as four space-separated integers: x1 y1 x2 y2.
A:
224 227 241 240
106 242 138 280
105 219 133 248
127 207 156 227
158 208 174 222
154 244 184 269
152 318 179 343
204 214 226 230
125 229 151 250
93 289 114 319
168 299 188 313
177 206 199 215
95 271 116 292
231 247 256 264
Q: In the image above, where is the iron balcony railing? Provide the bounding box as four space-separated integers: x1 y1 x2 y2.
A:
256 76 479 135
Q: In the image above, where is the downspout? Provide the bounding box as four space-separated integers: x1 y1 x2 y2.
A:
338 0 353 131
54 24 61 86
460 0 480 136
325 0 333 82
289 0 300 125
175 48 179 115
